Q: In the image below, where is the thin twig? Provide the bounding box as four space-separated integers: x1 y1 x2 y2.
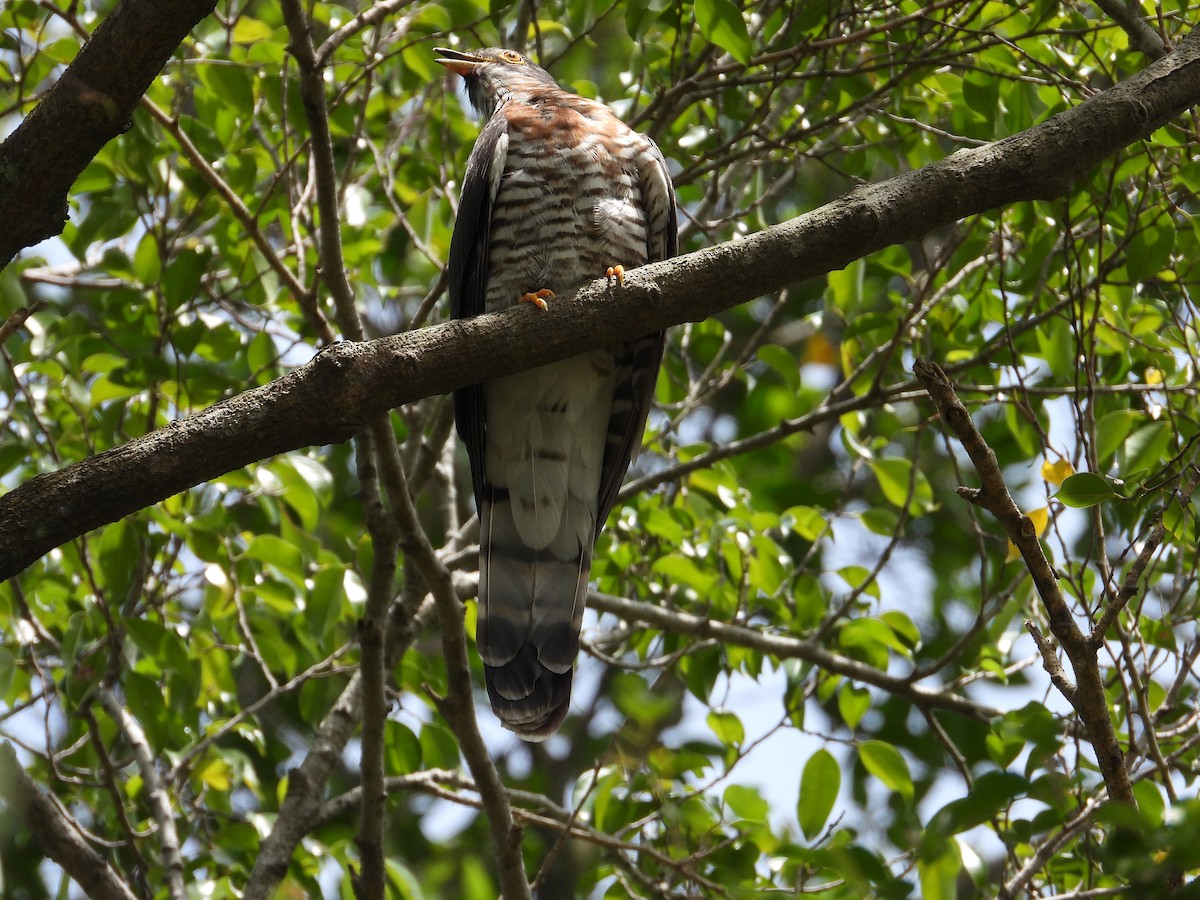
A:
584 589 1001 720
96 688 186 900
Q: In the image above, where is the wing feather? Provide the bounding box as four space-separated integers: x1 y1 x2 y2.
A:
595 142 677 529
450 114 510 507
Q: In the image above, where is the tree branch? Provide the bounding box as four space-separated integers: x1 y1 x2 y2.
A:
4 27 1200 581
914 358 1135 805
587 590 1001 720
0 742 138 900
0 0 219 267
1092 0 1169 60
95 688 185 900
243 595 436 899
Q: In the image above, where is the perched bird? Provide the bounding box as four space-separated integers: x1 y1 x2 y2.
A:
435 47 677 740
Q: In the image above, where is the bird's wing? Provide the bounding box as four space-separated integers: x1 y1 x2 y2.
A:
449 111 510 508
594 140 677 529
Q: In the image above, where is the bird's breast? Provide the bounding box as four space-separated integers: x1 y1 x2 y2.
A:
485 108 652 310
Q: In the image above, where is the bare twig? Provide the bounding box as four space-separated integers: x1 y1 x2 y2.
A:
243 595 435 900
281 4 401 895
0 300 45 344
1001 794 1106 898
1025 620 1078 706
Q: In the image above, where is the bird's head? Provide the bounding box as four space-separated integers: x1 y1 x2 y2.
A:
434 47 559 118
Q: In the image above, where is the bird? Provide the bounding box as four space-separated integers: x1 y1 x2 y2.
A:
435 46 677 740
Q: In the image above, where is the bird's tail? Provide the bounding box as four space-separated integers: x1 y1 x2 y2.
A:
476 488 593 740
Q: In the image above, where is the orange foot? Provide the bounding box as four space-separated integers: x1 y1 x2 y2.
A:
606 265 625 286
518 288 554 311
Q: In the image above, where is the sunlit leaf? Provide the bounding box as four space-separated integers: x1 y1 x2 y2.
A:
1055 473 1119 508
1006 507 1048 562
799 749 841 840
859 740 913 803
1041 457 1074 486
694 0 752 64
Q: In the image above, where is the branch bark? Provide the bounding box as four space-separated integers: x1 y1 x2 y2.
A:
95 688 186 900
243 595 435 899
0 0 219 266
587 590 1002 721
0 743 138 900
4 28 1200 581
914 358 1135 805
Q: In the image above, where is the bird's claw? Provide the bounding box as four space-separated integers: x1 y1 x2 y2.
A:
606 265 625 287
518 288 554 311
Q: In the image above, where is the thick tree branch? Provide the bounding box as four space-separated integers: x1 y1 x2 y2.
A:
0 0 219 267
3 28 1200 580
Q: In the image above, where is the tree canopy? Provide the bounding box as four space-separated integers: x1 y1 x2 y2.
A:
2 1 1200 897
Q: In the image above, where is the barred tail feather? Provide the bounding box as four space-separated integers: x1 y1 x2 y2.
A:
477 490 594 740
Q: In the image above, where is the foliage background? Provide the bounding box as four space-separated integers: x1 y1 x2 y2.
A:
2 0 1200 897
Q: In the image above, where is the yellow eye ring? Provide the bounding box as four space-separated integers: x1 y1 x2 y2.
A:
499 50 523 64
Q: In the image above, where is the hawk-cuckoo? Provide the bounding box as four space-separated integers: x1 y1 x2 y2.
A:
435 47 677 740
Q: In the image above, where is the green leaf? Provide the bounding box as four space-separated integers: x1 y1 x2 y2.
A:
837 683 871 728
798 748 840 839
231 17 274 44
243 534 306 582
724 783 769 823
1055 472 1118 508
694 0 752 65
1122 421 1172 478
419 722 460 770
707 709 744 747
385 722 422 775
756 343 801 390
1095 409 1142 466
133 231 161 284
870 457 934 514
1127 217 1175 282
917 842 961 900
651 555 719 595
859 740 913 803
927 771 1028 836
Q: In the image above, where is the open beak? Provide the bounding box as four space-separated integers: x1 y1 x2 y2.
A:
434 47 487 76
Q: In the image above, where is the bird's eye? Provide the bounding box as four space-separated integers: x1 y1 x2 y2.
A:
500 50 524 64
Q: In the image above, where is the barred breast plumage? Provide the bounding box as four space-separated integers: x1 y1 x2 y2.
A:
436 47 677 740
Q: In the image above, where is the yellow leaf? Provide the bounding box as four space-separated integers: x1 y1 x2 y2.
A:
1007 508 1049 563
231 17 273 44
802 334 837 367
200 758 233 792
1145 367 1164 385
1041 457 1074 486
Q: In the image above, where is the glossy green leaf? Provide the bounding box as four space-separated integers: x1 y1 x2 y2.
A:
859 740 913 804
1055 472 1119 508
799 748 840 839
694 0 752 65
